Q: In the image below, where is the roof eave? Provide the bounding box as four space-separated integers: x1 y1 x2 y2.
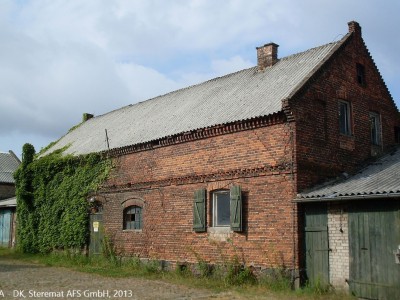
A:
294 192 400 203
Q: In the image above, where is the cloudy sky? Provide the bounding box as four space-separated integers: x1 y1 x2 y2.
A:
1 0 399 158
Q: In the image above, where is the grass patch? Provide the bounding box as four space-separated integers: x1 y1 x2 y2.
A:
0 247 355 300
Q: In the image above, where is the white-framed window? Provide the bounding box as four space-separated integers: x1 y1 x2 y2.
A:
193 186 242 232
123 205 142 230
339 100 352 135
212 190 230 227
369 112 381 145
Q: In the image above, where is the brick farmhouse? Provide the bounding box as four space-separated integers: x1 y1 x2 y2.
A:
43 21 400 296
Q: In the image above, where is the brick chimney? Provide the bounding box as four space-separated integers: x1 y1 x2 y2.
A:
348 21 362 37
256 43 279 71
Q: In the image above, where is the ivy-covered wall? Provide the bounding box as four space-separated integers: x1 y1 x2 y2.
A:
14 143 110 253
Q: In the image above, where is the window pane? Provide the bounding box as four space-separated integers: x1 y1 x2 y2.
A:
370 113 380 145
124 206 142 230
339 102 350 135
357 63 365 85
135 208 141 229
370 115 376 142
126 221 133 230
216 193 230 226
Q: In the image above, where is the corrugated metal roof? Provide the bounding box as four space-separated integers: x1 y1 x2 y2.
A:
299 147 400 200
0 152 20 184
44 35 348 156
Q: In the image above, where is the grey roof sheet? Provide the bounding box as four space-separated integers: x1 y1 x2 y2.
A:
0 152 20 184
44 36 348 156
299 148 400 200
0 197 17 207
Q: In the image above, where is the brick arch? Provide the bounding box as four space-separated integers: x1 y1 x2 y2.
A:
121 198 145 209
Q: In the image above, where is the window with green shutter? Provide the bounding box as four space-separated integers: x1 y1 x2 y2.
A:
206 186 243 232
193 189 206 232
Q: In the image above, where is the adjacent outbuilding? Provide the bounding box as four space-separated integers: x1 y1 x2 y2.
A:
0 151 21 248
297 147 400 299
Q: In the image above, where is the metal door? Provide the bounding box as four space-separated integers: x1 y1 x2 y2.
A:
348 201 400 300
304 203 330 287
89 213 103 255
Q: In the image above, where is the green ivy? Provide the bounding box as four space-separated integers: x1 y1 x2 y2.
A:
14 143 111 253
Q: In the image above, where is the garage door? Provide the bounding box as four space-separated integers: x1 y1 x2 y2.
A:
348 201 400 300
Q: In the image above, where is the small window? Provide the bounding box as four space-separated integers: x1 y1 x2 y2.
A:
369 112 381 145
339 101 352 135
193 186 242 232
356 63 366 85
123 206 142 230
213 191 230 227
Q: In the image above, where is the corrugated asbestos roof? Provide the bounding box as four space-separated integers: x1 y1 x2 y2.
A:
0 152 20 184
299 147 400 201
43 35 349 156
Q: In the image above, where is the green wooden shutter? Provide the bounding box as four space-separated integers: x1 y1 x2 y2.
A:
193 189 206 232
230 185 242 232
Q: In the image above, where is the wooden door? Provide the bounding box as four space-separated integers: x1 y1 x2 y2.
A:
349 201 400 300
304 203 330 287
0 209 12 247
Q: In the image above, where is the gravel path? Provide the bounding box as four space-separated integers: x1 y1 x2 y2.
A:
0 257 241 300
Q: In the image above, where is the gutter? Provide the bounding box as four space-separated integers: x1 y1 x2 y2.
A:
293 192 400 203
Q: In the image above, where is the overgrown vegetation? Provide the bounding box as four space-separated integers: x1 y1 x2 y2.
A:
0 247 355 300
14 143 111 253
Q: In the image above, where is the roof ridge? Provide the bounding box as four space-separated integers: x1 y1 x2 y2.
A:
279 40 342 62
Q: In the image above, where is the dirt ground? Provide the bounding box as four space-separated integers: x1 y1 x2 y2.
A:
0 256 354 300
0 257 257 300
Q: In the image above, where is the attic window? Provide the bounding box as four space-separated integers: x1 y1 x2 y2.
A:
356 63 366 86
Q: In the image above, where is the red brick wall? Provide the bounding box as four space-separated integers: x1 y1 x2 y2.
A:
101 122 299 269
96 30 399 271
292 33 400 191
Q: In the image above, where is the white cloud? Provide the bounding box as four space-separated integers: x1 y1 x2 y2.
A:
115 62 183 102
211 56 253 76
1 0 399 156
